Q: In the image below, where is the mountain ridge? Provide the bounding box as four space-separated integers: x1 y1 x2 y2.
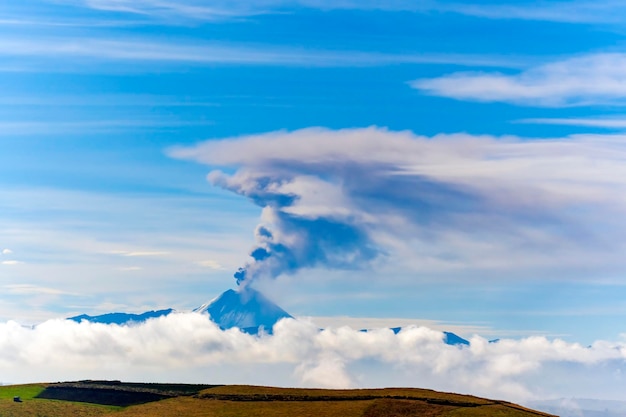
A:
66 288 470 344
68 309 173 325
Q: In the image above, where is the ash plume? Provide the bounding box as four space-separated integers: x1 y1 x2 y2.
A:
169 126 626 286
208 169 379 285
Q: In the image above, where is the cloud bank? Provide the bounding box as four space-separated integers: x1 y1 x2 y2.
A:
412 53 626 107
170 127 626 285
1 314 624 402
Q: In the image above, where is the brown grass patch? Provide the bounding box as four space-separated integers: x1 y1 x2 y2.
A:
363 398 455 417
0 397 117 417
199 385 492 405
104 396 374 417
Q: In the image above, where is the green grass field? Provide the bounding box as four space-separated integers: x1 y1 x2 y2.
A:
0 382 555 417
0 384 119 417
0 383 46 400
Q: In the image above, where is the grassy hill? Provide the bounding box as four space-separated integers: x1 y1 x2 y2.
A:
0 381 555 417
0 383 118 417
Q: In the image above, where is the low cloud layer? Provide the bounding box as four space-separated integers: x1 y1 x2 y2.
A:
170 127 626 285
1 314 624 403
412 53 626 107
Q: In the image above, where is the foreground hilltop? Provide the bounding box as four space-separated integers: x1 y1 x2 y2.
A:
1 381 555 417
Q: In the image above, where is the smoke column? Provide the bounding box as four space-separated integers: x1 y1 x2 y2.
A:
208 170 379 286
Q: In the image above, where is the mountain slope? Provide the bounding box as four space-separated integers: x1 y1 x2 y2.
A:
194 288 293 334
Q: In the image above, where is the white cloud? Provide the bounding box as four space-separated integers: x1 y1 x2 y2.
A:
412 53 626 107
0 314 624 402
2 249 12 255
304 316 494 337
169 127 626 283
1 260 23 266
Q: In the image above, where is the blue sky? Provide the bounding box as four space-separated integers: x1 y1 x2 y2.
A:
3 0 626 351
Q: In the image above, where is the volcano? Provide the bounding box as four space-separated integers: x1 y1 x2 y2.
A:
194 288 293 334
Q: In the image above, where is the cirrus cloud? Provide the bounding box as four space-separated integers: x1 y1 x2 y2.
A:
3 284 79 296
60 0 626 25
1 260 23 266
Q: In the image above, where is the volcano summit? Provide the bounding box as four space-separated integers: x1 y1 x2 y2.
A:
194 288 293 334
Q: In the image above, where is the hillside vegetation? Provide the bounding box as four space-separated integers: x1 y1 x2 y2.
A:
0 381 555 417
0 383 118 417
